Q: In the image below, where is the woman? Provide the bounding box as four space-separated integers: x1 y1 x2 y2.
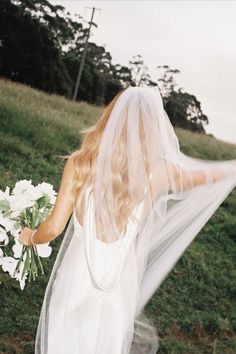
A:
19 86 236 354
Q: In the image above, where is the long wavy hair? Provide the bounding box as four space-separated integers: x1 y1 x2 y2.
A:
60 86 149 236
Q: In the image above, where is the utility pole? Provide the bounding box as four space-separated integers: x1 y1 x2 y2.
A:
73 7 101 101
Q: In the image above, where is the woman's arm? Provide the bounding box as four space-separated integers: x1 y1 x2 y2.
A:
169 160 236 191
19 155 76 245
149 159 236 199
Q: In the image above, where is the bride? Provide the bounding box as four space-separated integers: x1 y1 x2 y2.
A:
19 86 236 354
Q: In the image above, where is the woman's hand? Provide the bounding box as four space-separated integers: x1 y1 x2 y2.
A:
18 227 35 246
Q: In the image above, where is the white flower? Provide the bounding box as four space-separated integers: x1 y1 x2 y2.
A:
12 179 33 196
4 234 9 245
36 243 52 258
8 194 35 216
0 213 15 233
0 216 20 238
0 248 3 265
14 268 27 290
0 227 8 242
36 182 57 202
13 258 27 290
9 225 20 237
10 179 41 211
49 195 57 204
1 256 18 277
0 185 10 198
12 239 23 258
1 255 27 290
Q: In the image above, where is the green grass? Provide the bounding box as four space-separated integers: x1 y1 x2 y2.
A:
0 78 236 354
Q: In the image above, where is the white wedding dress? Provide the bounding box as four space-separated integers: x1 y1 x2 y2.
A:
35 87 236 354
46 201 141 354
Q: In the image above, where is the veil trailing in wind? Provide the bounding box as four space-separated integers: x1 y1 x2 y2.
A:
35 86 236 354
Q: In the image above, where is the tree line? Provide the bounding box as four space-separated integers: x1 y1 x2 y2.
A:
0 0 208 133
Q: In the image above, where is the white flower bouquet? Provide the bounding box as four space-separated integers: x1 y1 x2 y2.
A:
0 179 57 289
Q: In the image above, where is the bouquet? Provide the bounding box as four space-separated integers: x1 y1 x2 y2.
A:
0 179 57 289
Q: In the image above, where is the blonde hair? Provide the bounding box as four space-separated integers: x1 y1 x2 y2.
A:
59 87 149 235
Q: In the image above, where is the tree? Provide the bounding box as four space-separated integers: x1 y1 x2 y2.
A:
0 0 128 103
0 0 73 96
129 55 157 87
157 65 209 133
156 65 180 98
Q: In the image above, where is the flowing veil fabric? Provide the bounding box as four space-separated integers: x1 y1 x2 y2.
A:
35 86 236 354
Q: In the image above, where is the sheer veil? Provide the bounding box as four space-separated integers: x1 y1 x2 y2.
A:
35 86 236 354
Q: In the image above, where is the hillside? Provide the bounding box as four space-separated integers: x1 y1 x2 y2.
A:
0 78 236 354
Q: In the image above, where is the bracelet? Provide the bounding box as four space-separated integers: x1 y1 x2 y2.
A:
31 229 38 245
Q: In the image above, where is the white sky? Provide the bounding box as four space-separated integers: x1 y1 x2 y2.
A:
49 0 236 144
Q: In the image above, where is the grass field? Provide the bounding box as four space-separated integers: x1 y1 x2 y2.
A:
0 78 236 354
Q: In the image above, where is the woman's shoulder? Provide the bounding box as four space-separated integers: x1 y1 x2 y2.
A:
62 151 80 181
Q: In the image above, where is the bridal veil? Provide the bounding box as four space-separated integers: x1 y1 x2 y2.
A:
35 86 236 353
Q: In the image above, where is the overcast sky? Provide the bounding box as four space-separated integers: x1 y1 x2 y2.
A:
49 0 236 144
